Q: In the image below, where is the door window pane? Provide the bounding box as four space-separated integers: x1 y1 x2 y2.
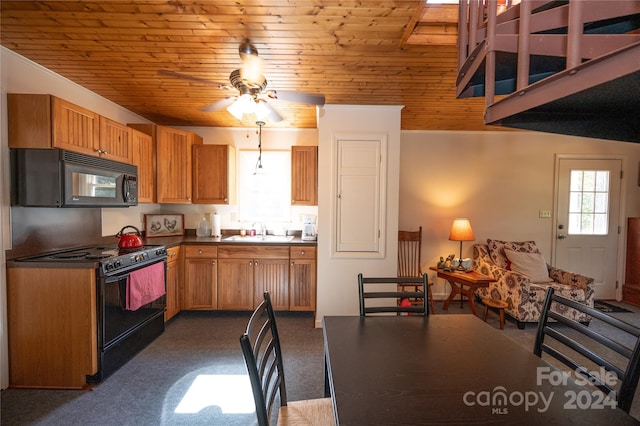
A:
568 170 609 235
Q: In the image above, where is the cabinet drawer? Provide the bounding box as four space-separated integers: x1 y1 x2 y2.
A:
290 246 316 259
184 245 217 258
218 245 289 259
167 246 181 262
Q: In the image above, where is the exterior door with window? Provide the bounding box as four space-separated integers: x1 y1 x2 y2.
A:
554 158 622 299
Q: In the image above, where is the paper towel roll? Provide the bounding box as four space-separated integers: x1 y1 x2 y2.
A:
211 214 221 238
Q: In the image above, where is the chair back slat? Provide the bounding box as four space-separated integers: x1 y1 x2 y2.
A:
240 292 288 426
534 287 640 413
398 227 422 277
358 273 429 316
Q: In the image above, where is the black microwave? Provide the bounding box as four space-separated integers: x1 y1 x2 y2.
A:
11 148 138 208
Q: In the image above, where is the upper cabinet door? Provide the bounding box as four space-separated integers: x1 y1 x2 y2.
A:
99 116 133 164
156 126 202 203
291 146 318 206
192 144 236 204
51 97 100 155
131 128 155 203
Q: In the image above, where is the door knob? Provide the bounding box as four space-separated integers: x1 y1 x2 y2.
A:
557 234 567 240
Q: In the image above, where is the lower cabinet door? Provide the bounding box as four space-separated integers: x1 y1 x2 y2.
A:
254 259 289 310
217 258 254 310
289 258 316 311
184 258 217 309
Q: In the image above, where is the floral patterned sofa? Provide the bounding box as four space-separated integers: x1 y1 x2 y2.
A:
473 239 595 329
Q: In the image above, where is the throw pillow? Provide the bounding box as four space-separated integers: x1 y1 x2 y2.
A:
486 239 539 269
504 248 553 283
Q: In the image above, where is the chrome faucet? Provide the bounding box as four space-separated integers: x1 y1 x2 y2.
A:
252 222 266 236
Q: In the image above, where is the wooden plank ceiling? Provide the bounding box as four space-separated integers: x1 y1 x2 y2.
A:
0 0 494 130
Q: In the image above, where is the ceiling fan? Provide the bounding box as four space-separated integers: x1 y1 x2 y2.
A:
158 40 325 123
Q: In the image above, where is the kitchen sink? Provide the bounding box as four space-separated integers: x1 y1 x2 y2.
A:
223 235 295 243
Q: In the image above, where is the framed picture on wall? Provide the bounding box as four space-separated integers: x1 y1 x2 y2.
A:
144 214 184 237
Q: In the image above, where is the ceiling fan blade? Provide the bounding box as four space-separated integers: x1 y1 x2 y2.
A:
261 101 284 122
158 69 225 87
267 90 325 106
200 97 236 112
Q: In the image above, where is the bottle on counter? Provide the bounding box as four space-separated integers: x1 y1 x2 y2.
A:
196 216 211 237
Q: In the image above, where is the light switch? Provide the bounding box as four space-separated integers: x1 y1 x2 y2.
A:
539 210 551 218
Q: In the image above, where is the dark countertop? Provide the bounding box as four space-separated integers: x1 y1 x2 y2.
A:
6 231 316 263
145 233 317 248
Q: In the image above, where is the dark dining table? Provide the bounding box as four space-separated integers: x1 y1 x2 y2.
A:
322 314 639 425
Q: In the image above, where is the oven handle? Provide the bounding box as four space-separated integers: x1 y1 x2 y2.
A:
104 274 129 284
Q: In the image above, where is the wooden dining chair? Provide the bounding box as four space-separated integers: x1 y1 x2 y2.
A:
534 287 640 413
358 273 429 316
240 292 335 426
398 226 435 313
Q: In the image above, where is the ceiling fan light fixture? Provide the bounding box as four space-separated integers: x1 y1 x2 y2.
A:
226 93 255 120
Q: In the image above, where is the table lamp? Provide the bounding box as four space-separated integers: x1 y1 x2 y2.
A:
449 218 475 270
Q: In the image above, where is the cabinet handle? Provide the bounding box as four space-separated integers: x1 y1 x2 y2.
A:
249 261 253 266
96 149 102 154
254 261 258 266
212 261 216 265
300 250 305 256
103 150 108 155
291 261 294 266
198 249 203 255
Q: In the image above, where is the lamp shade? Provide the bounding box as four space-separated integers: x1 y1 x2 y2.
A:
449 218 475 241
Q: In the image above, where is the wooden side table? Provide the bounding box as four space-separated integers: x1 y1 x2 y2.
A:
482 297 509 329
429 267 496 317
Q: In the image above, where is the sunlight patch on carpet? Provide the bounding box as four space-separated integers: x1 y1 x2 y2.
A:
174 374 255 414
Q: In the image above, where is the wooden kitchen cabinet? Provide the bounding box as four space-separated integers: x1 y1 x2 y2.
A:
130 127 155 203
128 124 203 203
7 267 98 389
156 126 202 203
217 245 290 310
623 218 640 306
183 245 218 309
165 246 181 320
291 145 318 205
8 94 99 156
192 144 236 204
98 116 133 164
289 246 317 311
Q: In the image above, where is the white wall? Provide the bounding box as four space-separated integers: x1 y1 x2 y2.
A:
400 130 640 300
315 105 403 326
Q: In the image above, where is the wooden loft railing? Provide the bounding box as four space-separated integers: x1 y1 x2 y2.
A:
456 0 640 143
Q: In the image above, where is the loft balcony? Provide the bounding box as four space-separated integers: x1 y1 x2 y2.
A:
456 0 640 143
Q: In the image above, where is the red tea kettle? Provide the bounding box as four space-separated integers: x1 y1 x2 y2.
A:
116 225 144 249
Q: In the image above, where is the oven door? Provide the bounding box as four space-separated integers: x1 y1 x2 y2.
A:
96 260 166 381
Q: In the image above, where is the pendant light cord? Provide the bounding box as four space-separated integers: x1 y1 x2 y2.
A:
254 120 265 175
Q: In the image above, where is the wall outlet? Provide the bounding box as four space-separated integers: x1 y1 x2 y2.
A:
539 210 551 218
230 212 238 222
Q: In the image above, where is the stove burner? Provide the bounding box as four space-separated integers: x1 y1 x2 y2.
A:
52 251 91 259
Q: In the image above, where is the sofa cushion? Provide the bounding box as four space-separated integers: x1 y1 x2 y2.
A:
486 239 539 269
504 249 554 283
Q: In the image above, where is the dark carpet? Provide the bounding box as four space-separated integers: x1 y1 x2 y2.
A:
3 301 640 424
1 311 323 426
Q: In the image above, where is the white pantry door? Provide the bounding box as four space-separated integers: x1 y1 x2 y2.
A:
554 158 622 299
